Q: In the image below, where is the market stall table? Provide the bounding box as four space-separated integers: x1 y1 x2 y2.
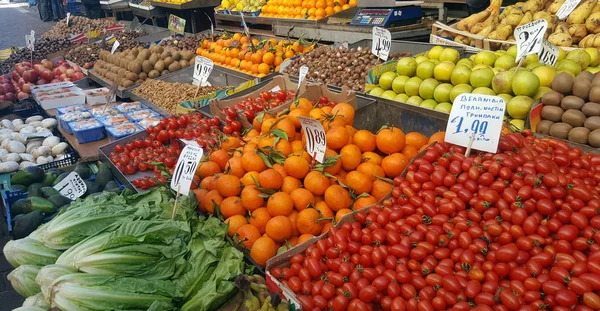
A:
150 0 220 33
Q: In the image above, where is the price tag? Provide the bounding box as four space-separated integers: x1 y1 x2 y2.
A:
444 94 506 153
192 56 214 86
53 172 87 200
514 19 548 61
239 12 250 37
298 65 309 89
168 14 186 35
270 85 281 92
537 40 559 66
110 40 120 54
297 116 326 163
556 0 581 20
171 145 204 196
372 26 391 61
66 13 71 26
204 13 214 38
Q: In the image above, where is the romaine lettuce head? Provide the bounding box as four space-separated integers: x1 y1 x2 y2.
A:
7 265 41 297
3 238 61 268
22 292 50 309
35 265 76 304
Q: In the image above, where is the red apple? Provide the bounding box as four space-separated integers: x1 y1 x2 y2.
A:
33 64 45 73
21 61 32 67
72 72 84 81
83 63 91 69
17 92 29 100
73 66 82 72
66 69 75 78
53 68 62 76
16 65 29 76
0 95 5 101
0 85 5 95
22 70 39 83
64 78 71 82
3 83 14 93
41 59 53 70
50 79 60 83
22 83 34 94
4 92 16 102
18 78 25 89
58 66 68 74
58 74 67 81
40 70 55 81
36 79 48 85
11 71 20 81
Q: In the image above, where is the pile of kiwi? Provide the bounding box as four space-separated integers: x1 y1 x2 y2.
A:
539 71 600 148
91 45 196 88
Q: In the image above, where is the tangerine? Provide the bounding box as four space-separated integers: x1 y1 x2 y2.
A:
324 184 351 211
266 215 293 242
354 195 377 210
345 170 372 194
357 162 386 181
241 171 260 186
202 190 223 214
371 179 393 200
216 174 242 197
353 130 377 152
297 208 323 235
241 152 267 172
240 185 265 212
376 127 406 154
361 151 382 165
428 131 446 144
225 215 248 237
381 153 408 178
250 235 276 266
284 155 310 179
304 171 330 195
281 176 302 193
335 208 353 222
197 161 221 178
326 126 350 150
290 188 315 211
237 224 261 248
249 207 271 234
210 150 231 171
339 144 362 171
267 192 294 216
258 168 284 189
405 132 429 149
221 196 246 218
331 102 355 125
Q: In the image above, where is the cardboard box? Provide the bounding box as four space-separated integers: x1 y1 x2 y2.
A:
37 92 86 110
84 88 112 105
176 79 259 114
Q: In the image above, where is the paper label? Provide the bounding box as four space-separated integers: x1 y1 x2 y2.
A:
66 13 71 26
193 56 214 86
270 85 281 92
25 30 35 51
372 26 391 61
171 145 204 196
537 40 559 66
297 116 326 163
240 12 250 37
556 0 582 20
514 19 548 61
298 66 309 89
110 40 120 54
168 14 186 35
24 132 53 140
53 172 87 199
444 94 506 153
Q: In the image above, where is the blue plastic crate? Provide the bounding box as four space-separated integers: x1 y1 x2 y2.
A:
56 104 87 114
115 102 146 113
71 119 106 143
106 122 143 142
57 111 92 134
98 114 131 126
125 109 160 122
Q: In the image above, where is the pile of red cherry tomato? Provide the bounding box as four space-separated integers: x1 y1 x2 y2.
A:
221 89 295 133
145 112 226 147
270 131 600 311
109 138 181 176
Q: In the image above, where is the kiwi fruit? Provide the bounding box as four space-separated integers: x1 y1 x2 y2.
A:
126 72 138 81
155 46 164 54
537 120 554 135
161 50 172 59
131 49 139 57
592 75 600 87
552 72 574 94
154 60 165 72
589 86 600 103
183 51 194 61
172 51 181 61
142 60 152 73
179 60 189 68
582 102 600 117
131 62 142 74
572 78 592 100
118 68 127 76
161 70 170 75
541 106 564 122
568 127 590 144
138 72 148 80
120 59 128 69
121 80 135 88
549 122 573 139
149 53 159 66
148 70 160 79
135 79 144 84
590 129 600 147
542 91 563 106
163 57 174 67
577 71 594 82
126 55 136 61
149 45 159 54
168 62 181 72
561 95 585 110
585 116 600 131
562 109 587 127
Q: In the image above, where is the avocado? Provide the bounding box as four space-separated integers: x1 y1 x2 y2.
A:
11 166 45 187
27 183 45 198
42 171 59 186
23 197 56 214
84 180 101 197
10 198 27 216
12 210 45 239
11 185 27 193
104 181 120 193
40 186 60 198
74 164 92 179
52 172 70 186
95 163 113 188
47 194 72 209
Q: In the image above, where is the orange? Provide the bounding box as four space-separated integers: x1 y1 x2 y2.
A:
221 136 242 151
376 127 406 154
258 63 271 75
321 222 333 233
284 155 310 179
193 188 208 212
225 156 245 178
250 207 271 234
314 201 333 222
371 179 393 200
258 169 284 190
258 136 275 151
210 150 231 171
266 216 293 242
290 188 315 211
345 170 372 194
308 108 325 121
353 130 376 152
288 210 299 236
241 152 267 172
297 208 323 235
216 174 242 197
202 190 223 214
291 98 313 111
315 8 325 18
428 131 446 144
361 151 382 165
240 185 265 212
326 126 350 150
251 236 277 266
200 175 217 190
272 163 288 179
331 102 355 125
288 108 309 128
339 144 362 171
274 139 293 156
241 171 260 186
335 209 352 222
274 118 296 139
405 132 429 149
197 161 221 178
357 162 386 181
221 196 246 218
297 233 314 245
381 153 408 178
354 195 377 210
323 149 342 175
237 224 261 248
304 171 330 195
262 52 275 65
267 192 294 216
261 118 277 134
324 184 351 211
402 145 419 160
282 176 302 193
225 215 248 237
315 0 326 8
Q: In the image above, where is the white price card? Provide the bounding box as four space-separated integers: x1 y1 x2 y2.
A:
444 94 506 153
193 56 213 87
514 19 548 61
556 0 582 20
66 12 71 26
240 12 250 38
53 172 87 200
298 65 309 89
537 40 559 66
111 40 120 54
171 144 204 196
270 85 281 92
372 26 391 61
297 116 326 163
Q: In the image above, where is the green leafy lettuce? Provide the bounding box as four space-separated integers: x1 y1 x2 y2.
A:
3 238 61 268
7 265 41 297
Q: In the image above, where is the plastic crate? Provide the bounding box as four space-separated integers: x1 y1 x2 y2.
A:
106 123 143 142
98 114 131 126
71 119 106 143
125 109 160 122
57 111 92 134
7 98 49 119
56 104 87 114
37 129 80 171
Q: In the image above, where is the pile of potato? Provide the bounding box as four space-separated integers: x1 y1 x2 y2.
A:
539 71 600 147
91 46 196 88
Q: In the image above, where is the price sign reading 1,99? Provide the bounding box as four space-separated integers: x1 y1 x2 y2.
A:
297 116 326 163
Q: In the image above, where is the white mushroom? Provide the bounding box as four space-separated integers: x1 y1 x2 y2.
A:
10 133 25 144
11 119 23 127
32 146 51 158
2 153 20 162
7 141 26 153
19 153 34 162
25 116 43 123
19 126 36 134
26 140 42 154
43 136 60 148
36 156 50 165
41 118 58 129
1 119 14 130
19 161 35 169
51 142 68 156
0 161 20 173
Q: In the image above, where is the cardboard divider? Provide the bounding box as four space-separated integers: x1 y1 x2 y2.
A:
303 83 357 108
430 21 485 50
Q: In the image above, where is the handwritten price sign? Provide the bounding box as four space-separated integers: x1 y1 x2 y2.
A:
444 94 506 153
193 56 214 86
53 172 87 199
168 14 186 35
297 116 326 163
537 40 559 66
514 19 548 61
372 26 391 61
171 145 204 196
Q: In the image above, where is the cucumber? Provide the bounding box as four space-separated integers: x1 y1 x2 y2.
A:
74 164 92 179
52 172 70 186
23 197 57 214
27 183 45 198
42 171 59 186
13 210 45 239
40 186 60 198
47 194 72 209
11 185 27 193
95 163 113 188
104 181 120 193
10 198 27 216
10 166 45 187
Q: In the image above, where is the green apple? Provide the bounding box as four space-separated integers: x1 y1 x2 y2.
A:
396 57 418 77
420 99 438 109
404 77 423 97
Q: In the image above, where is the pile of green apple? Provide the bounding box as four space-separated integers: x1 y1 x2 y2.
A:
368 45 600 130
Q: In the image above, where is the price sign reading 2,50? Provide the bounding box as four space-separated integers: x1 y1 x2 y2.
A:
451 116 489 136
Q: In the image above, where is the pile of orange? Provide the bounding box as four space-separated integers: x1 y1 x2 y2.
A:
260 0 356 19
191 97 445 266
195 32 315 77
